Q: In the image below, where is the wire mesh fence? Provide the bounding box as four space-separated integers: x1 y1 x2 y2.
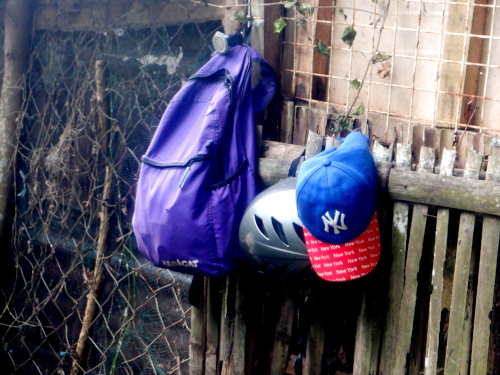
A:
0 7 222 374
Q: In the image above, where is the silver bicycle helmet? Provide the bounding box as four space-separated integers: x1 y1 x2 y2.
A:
239 177 311 277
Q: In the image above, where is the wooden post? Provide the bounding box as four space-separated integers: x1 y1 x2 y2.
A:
0 0 34 238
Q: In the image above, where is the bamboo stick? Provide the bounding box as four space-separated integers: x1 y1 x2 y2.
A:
71 60 112 375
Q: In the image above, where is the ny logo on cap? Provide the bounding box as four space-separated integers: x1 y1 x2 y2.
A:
322 210 348 234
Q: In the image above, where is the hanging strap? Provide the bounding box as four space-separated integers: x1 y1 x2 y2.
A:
288 149 305 177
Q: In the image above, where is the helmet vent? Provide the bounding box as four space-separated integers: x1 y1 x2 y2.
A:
293 223 306 245
272 217 288 246
254 215 269 239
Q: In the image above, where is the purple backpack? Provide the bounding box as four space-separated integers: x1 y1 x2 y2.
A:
132 45 276 277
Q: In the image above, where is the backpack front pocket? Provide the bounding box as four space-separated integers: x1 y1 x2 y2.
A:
132 155 224 276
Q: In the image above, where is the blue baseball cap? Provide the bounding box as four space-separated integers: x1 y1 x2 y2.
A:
296 132 378 245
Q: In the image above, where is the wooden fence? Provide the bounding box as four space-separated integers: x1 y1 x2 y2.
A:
188 106 500 374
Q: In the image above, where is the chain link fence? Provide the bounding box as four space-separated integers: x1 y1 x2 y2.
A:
0 7 222 374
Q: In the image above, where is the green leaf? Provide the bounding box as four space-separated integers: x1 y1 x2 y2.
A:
341 25 357 47
284 1 297 9
339 8 347 20
298 3 314 17
350 79 361 90
316 39 330 57
230 12 249 22
274 18 287 33
328 115 353 132
353 102 365 116
373 52 391 63
343 117 353 130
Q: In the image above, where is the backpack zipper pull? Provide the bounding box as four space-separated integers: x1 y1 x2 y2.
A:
179 165 191 188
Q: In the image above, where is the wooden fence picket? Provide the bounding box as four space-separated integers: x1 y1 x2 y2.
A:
353 141 394 375
470 146 500 375
392 147 434 374
379 143 411 375
443 146 483 375
424 147 455 375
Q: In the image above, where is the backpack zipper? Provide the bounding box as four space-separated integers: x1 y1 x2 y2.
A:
189 70 234 102
142 154 210 188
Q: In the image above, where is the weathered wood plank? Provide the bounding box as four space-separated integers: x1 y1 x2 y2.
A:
280 101 295 144
307 108 327 135
305 130 323 159
270 287 296 375
435 0 474 128
353 141 393 375
393 203 428 374
189 283 206 375
385 168 500 217
412 125 425 165
439 129 456 165
396 144 412 168
470 146 500 375
424 148 455 375
293 107 309 146
379 143 411 375
302 123 327 375
231 275 247 375
458 150 484 374
443 212 475 375
304 307 326 375
444 214 476 375
417 146 435 173
393 147 433 374
258 158 296 186
261 140 305 160
372 141 394 163
259 152 500 216
219 275 236 372
205 278 221 375
461 0 488 125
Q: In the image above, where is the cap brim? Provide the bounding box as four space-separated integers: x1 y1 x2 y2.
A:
304 213 381 282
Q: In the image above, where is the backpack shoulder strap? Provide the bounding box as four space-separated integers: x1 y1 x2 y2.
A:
249 48 277 115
